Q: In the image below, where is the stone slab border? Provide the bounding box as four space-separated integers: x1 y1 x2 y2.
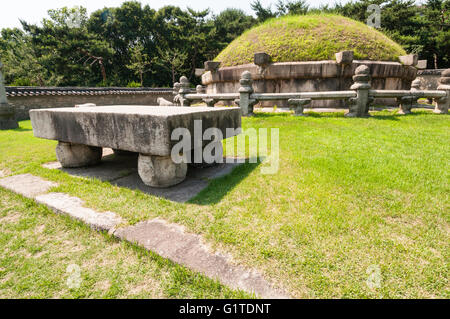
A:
0 174 290 299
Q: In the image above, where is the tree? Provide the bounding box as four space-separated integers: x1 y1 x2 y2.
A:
276 0 310 15
212 9 256 55
0 28 59 86
251 0 277 22
22 6 113 86
155 47 188 84
126 43 151 86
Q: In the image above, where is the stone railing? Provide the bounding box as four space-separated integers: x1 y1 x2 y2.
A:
174 66 450 117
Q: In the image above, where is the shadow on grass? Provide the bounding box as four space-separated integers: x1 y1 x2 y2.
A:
187 160 261 206
370 110 432 121
13 126 33 132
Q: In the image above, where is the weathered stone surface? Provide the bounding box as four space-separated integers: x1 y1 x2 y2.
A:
435 68 450 114
30 106 242 157
202 61 417 108
0 174 58 198
56 142 102 168
416 60 427 69
195 68 206 77
288 98 311 116
35 192 123 232
205 61 221 72
114 218 289 298
399 54 418 66
254 52 272 67
0 60 18 130
347 65 371 118
335 51 354 64
157 97 175 106
75 103 96 108
138 154 187 188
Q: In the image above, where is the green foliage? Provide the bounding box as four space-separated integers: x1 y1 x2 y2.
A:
126 43 151 86
0 1 448 87
216 14 406 66
126 81 142 88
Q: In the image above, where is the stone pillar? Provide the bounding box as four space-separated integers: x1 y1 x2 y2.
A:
177 76 191 107
288 98 311 116
237 71 256 116
173 82 181 96
435 68 450 114
172 82 181 106
56 142 102 168
347 65 371 118
0 60 18 130
138 154 187 188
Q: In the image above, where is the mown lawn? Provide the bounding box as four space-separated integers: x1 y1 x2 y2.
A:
0 110 448 299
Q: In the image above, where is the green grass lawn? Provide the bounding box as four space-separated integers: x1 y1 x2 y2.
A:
0 189 249 299
0 110 448 298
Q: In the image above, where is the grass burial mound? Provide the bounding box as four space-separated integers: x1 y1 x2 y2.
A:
215 14 407 66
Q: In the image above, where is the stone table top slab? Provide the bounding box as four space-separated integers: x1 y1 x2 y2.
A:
30 105 242 156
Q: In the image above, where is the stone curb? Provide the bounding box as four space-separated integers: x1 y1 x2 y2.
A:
0 174 290 299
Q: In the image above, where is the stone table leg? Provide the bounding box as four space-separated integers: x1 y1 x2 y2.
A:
138 154 187 188
56 142 102 168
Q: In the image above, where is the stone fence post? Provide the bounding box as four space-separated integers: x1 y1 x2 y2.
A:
0 60 18 130
237 71 256 116
177 76 191 107
347 65 371 118
435 68 450 114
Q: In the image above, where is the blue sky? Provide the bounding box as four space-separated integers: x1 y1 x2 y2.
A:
0 0 349 29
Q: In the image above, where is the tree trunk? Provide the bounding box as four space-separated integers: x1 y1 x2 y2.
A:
99 59 107 82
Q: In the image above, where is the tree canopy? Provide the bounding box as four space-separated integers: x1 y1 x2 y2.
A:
0 0 448 87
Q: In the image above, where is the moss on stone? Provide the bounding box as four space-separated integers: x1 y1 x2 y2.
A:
215 14 407 67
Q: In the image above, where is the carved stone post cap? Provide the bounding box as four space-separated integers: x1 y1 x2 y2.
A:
254 52 272 67
438 69 450 86
204 61 221 72
241 71 252 80
399 54 418 66
355 65 370 75
335 51 354 64
441 69 450 77
411 78 421 89
196 85 204 94
416 60 427 69
180 76 189 85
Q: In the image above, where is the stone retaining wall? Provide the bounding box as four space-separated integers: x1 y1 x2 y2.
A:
202 60 418 107
6 87 173 121
416 69 444 91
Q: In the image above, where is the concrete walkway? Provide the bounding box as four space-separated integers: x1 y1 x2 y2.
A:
0 172 289 299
